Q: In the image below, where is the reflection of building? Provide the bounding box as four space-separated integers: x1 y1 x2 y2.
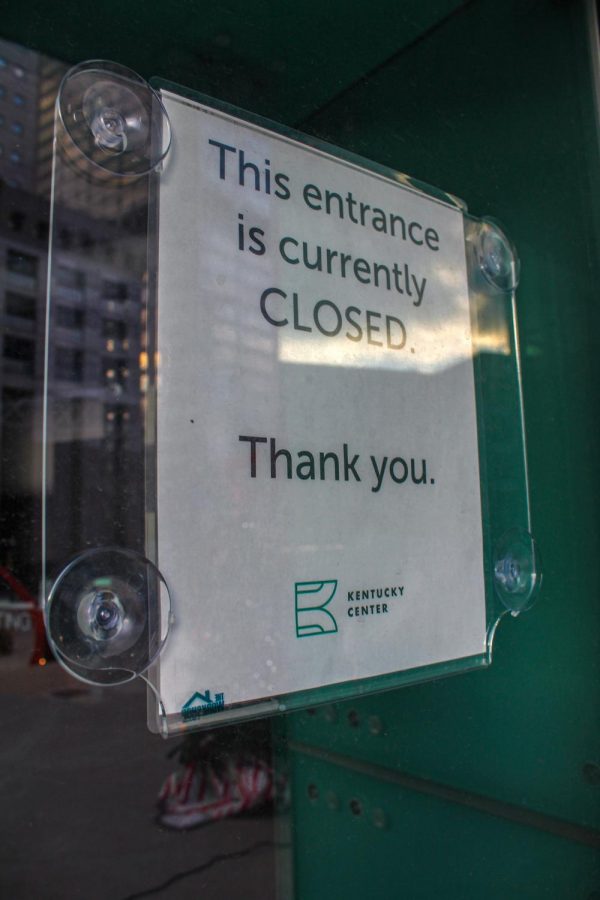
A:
0 39 148 589
0 178 147 587
44 200 146 572
0 39 41 193
0 182 48 585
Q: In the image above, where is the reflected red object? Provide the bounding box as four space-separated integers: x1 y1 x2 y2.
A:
0 566 54 666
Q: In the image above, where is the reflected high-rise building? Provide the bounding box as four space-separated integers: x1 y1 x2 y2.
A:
0 40 41 193
0 37 147 592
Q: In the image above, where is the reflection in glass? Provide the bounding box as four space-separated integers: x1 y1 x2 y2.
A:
0 36 281 900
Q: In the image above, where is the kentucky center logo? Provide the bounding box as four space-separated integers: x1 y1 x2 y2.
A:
295 580 338 638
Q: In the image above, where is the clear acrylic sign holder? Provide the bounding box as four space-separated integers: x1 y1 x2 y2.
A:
43 62 541 737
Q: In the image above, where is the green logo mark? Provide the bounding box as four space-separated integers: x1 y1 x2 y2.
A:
295 580 338 638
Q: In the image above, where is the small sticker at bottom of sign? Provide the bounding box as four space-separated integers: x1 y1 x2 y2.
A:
181 690 226 721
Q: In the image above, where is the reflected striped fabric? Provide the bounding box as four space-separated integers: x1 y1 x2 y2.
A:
158 755 276 829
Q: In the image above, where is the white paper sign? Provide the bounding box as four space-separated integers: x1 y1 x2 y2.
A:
155 90 486 718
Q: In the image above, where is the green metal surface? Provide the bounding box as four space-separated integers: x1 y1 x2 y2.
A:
0 0 465 124
290 750 599 899
285 2 600 892
2 0 599 896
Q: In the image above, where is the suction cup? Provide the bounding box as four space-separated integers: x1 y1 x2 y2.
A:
493 528 542 615
56 60 171 180
477 218 520 292
46 547 171 685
